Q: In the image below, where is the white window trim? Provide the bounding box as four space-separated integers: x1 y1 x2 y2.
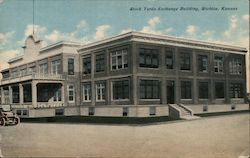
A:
83 84 91 102
214 56 224 73
67 84 75 103
110 49 128 71
111 80 130 101
51 60 61 75
96 83 105 102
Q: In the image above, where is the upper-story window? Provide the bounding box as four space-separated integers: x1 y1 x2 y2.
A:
180 52 191 71
20 68 27 76
198 55 208 73
11 70 19 78
139 48 159 68
83 57 91 74
111 49 128 70
39 63 48 74
214 56 224 73
28 66 36 75
96 54 105 72
229 58 242 75
166 49 174 69
51 60 61 75
68 58 74 75
2 71 10 79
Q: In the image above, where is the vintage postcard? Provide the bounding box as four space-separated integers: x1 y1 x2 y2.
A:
0 0 249 157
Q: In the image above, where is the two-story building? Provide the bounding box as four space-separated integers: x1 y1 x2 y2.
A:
0 32 248 119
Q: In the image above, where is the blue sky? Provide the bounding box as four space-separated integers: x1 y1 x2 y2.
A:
0 0 249 70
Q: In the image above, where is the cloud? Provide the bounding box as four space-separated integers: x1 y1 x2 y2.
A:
24 24 47 37
94 25 111 41
0 31 15 48
76 20 88 30
223 15 238 38
242 14 249 22
186 25 199 35
148 17 160 27
141 16 163 34
0 49 20 70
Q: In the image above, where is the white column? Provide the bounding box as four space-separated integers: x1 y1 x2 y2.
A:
8 86 13 104
32 81 37 107
19 84 23 104
0 87 4 104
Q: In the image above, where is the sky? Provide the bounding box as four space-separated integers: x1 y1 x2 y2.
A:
0 0 249 88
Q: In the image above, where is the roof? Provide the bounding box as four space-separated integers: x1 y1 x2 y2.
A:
78 31 247 54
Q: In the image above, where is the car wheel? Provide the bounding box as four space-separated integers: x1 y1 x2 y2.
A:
0 118 6 126
14 117 20 125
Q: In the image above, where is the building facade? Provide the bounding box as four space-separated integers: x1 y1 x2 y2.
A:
0 32 248 118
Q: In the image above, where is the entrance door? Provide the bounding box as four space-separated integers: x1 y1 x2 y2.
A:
167 81 175 104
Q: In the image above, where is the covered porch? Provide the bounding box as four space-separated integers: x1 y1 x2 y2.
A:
0 81 64 109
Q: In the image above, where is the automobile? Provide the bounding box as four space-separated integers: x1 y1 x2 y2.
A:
0 105 20 126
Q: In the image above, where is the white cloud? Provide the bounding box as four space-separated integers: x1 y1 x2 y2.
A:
76 20 88 30
223 15 238 38
148 16 160 27
45 30 60 42
242 14 249 22
24 24 47 37
0 49 20 70
0 31 15 48
94 25 111 41
186 25 199 35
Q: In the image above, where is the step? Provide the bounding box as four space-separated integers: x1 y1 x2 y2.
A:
181 115 201 120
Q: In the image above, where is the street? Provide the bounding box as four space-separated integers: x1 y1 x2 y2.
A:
0 113 249 158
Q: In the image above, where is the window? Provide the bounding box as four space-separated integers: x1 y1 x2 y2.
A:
215 82 225 99
166 49 174 69
68 84 75 102
198 55 208 72
11 70 19 78
229 58 242 75
28 66 36 75
16 110 28 116
83 83 91 102
23 84 32 103
12 86 19 103
53 88 62 102
83 57 91 74
89 107 95 116
139 48 159 68
230 83 243 98
180 52 191 70
2 71 10 79
149 107 156 116
68 58 74 75
96 82 105 101
112 80 129 100
20 69 27 76
3 89 9 104
51 60 61 75
39 63 48 74
96 54 105 72
111 49 128 70
55 108 64 116
181 81 192 99
214 56 224 73
123 107 128 116
140 80 160 99
198 82 209 99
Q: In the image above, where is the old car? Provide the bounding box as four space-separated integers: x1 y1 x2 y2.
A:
0 105 20 126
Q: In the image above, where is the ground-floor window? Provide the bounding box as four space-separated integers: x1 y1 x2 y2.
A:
140 80 160 99
215 82 225 99
96 82 105 101
68 84 75 103
112 80 129 100
23 84 32 103
230 83 243 98
12 86 20 103
3 88 9 104
181 81 192 99
198 82 209 99
53 88 62 102
83 83 91 102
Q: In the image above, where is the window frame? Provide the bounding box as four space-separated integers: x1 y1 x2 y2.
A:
82 83 91 102
68 58 75 75
96 82 105 102
214 82 225 99
110 49 128 71
197 55 208 73
229 58 242 75
180 81 192 99
51 59 61 75
140 79 160 100
95 54 105 72
198 82 209 99
112 80 130 101
139 48 159 68
165 49 174 69
214 55 224 74
83 56 91 75
180 52 191 71
67 84 75 103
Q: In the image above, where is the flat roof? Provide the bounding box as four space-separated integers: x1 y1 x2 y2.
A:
78 31 247 54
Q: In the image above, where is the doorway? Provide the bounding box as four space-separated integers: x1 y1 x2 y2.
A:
167 80 175 104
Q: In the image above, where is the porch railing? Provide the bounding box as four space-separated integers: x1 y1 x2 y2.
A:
36 102 64 108
1 73 64 85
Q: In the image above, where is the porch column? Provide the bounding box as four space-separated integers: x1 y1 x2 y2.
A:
8 86 13 104
19 84 23 104
61 84 64 106
0 87 4 104
32 81 37 107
